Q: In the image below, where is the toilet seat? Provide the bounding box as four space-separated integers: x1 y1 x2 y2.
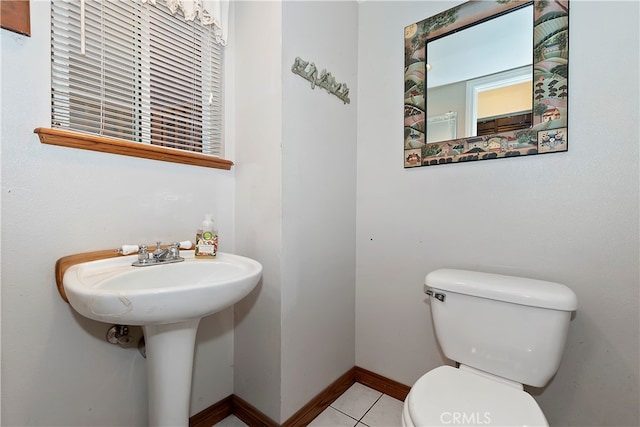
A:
403 366 548 427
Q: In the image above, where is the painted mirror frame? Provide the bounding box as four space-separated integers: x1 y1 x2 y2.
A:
404 0 569 168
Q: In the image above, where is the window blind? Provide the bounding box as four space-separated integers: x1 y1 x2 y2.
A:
51 0 224 157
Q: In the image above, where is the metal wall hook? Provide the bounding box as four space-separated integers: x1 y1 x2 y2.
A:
291 57 351 105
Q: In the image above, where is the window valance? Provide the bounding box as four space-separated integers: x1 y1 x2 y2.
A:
141 0 228 45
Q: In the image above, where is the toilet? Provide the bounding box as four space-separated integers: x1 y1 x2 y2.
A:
403 269 577 427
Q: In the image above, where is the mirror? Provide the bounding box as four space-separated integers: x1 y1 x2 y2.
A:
404 0 569 168
426 5 533 142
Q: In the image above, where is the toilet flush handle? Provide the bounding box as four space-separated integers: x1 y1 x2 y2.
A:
424 285 446 302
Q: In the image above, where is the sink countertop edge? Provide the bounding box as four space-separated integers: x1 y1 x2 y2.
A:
55 246 196 303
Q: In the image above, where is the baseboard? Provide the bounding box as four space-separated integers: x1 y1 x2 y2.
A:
282 367 357 427
189 366 410 427
190 395 233 427
354 366 411 402
190 394 279 427
233 394 280 427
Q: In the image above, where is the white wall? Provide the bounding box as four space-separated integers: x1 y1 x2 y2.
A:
1 2 237 425
232 0 358 422
356 2 639 426
231 0 284 421
281 0 358 421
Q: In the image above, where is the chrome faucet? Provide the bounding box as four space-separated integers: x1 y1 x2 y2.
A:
153 241 169 260
132 242 184 267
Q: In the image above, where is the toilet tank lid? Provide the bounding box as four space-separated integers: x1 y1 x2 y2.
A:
426 269 578 311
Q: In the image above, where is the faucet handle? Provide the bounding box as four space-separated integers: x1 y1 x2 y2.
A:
138 244 149 262
169 242 180 258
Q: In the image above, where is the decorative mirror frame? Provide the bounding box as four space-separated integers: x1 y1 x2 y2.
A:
404 0 569 168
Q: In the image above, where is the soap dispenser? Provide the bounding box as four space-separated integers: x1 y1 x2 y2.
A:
195 214 218 258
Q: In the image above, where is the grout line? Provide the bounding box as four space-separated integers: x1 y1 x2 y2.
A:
329 406 361 425
357 394 384 424
328 391 385 426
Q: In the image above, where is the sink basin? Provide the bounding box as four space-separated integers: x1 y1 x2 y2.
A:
61 251 262 427
63 252 262 325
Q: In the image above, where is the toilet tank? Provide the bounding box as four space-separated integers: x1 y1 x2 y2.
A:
425 269 577 387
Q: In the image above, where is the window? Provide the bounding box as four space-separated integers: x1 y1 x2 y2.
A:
50 0 224 158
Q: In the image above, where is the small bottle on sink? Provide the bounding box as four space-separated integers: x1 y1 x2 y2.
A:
195 214 218 258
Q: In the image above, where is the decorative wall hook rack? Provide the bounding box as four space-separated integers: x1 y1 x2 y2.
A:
291 57 350 105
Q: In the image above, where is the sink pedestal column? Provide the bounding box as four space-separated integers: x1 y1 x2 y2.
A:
143 318 201 427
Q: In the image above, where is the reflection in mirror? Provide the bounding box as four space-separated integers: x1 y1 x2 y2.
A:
426 4 533 143
466 66 532 137
427 112 457 143
404 0 569 168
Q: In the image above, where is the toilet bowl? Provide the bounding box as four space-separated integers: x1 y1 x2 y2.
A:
403 269 577 426
402 366 547 426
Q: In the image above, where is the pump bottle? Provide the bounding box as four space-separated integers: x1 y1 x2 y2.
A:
195 214 218 258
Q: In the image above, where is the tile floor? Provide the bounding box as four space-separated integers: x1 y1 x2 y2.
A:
213 382 404 427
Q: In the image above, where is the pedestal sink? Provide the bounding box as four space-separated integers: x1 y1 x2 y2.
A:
61 251 262 427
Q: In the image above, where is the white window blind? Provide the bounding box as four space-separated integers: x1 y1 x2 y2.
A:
51 0 224 156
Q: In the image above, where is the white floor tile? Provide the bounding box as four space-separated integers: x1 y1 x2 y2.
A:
213 414 248 426
214 383 401 427
308 406 359 427
360 394 404 427
330 383 383 420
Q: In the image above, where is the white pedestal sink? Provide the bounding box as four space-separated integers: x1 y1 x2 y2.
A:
62 252 262 427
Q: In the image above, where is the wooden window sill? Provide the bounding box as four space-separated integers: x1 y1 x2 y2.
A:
34 127 234 170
